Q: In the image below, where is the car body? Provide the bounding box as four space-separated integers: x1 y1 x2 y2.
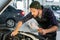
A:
0 5 25 28
43 5 60 22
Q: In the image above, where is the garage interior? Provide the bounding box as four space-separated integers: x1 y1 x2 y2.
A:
0 0 60 40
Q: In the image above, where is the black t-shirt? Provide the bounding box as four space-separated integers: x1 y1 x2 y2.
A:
20 8 58 37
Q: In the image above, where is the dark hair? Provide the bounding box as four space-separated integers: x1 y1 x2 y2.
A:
30 1 42 9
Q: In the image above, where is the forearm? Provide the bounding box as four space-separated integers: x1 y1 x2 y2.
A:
14 21 23 31
45 26 58 33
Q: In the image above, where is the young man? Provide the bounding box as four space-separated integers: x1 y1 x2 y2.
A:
11 1 58 40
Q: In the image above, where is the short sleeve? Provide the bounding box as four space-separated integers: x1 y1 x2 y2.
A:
47 9 58 27
20 12 33 23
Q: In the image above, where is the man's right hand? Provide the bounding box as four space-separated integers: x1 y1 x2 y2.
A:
11 30 19 36
11 21 22 36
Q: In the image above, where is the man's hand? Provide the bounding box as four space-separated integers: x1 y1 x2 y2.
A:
38 28 47 35
38 26 58 35
11 30 19 36
42 29 47 35
11 21 22 36
38 28 43 34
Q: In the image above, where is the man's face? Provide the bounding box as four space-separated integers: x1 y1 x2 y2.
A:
30 8 39 17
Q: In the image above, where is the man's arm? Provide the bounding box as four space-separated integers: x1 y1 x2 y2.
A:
11 21 23 36
44 9 58 35
43 26 58 35
39 9 58 35
14 21 23 31
11 13 33 36
38 26 58 35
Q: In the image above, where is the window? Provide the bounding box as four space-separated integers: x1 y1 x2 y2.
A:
54 0 59 2
46 0 53 2
17 0 22 1
16 1 24 10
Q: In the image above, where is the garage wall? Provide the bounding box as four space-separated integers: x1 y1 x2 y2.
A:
34 0 60 6
24 0 33 16
42 0 60 5
10 0 16 8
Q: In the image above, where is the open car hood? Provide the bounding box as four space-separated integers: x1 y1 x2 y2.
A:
0 0 12 15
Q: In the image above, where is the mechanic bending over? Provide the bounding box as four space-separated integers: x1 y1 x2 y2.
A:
11 1 58 40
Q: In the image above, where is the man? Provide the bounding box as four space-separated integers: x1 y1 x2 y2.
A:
11 1 58 40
